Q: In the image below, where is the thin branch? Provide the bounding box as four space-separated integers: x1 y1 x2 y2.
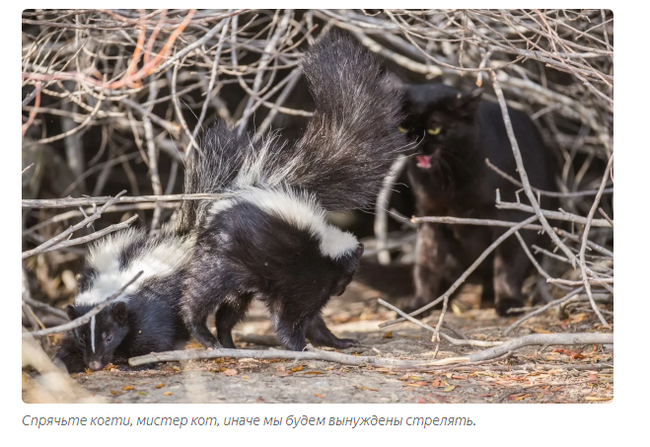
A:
22 191 127 259
490 68 579 266
381 215 539 328
22 192 236 209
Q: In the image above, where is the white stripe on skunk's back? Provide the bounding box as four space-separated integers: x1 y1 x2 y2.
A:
209 187 359 260
76 228 195 306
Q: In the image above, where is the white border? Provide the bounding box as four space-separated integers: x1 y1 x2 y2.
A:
8 2 645 445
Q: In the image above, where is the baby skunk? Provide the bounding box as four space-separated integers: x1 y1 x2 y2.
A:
178 30 405 351
54 228 191 373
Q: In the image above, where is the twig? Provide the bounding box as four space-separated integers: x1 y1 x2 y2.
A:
22 296 69 320
495 199 612 228
485 158 613 198
504 287 585 335
598 207 614 227
130 345 436 369
577 154 614 327
375 155 408 265
22 191 127 259
380 215 539 328
377 299 502 347
467 333 612 362
22 192 236 209
490 68 578 266
39 215 138 254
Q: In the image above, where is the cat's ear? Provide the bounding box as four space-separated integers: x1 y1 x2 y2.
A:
452 88 483 117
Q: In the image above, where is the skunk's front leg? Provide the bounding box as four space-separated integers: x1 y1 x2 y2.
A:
306 314 357 349
54 336 86 373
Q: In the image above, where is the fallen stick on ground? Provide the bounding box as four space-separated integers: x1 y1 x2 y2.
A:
129 346 434 368
129 333 613 368
400 361 613 373
504 287 585 335
467 333 612 362
377 298 502 347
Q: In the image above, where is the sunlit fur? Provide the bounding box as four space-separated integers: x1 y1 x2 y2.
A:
177 30 405 351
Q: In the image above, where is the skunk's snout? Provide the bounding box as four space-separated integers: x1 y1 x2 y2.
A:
88 360 103 371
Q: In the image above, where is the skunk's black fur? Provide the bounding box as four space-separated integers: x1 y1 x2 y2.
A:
54 229 190 373
179 30 405 351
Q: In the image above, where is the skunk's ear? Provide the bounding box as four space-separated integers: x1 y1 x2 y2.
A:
385 72 405 90
354 244 364 261
111 302 128 325
452 87 483 116
65 304 77 321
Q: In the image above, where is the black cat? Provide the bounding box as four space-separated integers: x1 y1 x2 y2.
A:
400 83 557 316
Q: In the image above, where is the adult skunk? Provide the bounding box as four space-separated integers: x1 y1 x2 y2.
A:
178 30 405 351
54 228 191 372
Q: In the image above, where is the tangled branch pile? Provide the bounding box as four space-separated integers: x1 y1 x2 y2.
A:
21 9 613 340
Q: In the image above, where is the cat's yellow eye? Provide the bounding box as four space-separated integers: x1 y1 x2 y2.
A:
427 127 442 136
398 126 409 134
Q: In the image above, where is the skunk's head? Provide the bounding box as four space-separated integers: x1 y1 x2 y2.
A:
65 302 130 371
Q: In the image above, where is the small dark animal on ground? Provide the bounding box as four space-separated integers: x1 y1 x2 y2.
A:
178 30 405 351
399 83 557 316
54 229 190 373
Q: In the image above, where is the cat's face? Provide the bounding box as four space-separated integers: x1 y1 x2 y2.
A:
400 84 483 170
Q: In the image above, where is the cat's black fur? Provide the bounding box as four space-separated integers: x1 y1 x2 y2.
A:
400 83 557 316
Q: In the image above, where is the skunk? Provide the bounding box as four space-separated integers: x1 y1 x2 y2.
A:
54 228 191 372
178 30 405 351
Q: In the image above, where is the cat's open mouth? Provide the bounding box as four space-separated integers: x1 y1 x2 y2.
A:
416 155 432 169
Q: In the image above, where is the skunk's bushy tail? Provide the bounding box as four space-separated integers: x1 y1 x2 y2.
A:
281 29 405 210
174 30 404 231
175 122 250 233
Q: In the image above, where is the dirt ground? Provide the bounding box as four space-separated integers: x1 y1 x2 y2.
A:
25 282 613 404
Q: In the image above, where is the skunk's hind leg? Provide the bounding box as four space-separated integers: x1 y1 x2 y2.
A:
187 316 222 349
215 294 253 349
181 285 223 350
306 314 357 349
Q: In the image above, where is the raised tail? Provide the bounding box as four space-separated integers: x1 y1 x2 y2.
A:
282 29 406 211
174 122 252 233
173 30 405 232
